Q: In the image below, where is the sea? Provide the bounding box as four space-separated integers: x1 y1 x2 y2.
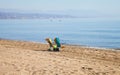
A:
0 18 120 49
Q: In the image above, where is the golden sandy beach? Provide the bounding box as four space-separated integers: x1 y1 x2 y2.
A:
0 39 120 75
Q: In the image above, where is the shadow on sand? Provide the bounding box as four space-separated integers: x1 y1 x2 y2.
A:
33 49 60 52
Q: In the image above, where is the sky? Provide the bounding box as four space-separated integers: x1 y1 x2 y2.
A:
0 0 120 17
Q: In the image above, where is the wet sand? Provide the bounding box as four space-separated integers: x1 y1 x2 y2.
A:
0 39 120 75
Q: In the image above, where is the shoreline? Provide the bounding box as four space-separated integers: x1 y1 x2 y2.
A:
0 39 120 75
1 38 119 51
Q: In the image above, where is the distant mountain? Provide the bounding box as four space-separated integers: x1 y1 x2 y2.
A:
0 11 75 19
0 8 117 19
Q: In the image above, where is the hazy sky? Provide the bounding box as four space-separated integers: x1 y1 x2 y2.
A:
0 0 120 17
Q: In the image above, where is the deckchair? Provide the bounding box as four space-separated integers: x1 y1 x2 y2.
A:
45 38 53 50
53 37 61 51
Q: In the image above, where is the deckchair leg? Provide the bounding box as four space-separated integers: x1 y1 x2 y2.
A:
53 47 59 51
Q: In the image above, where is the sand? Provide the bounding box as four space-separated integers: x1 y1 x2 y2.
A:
0 39 120 75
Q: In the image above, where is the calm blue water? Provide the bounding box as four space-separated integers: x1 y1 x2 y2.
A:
0 18 120 49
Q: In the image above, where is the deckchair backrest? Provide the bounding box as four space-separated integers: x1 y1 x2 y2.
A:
46 38 53 47
54 38 61 47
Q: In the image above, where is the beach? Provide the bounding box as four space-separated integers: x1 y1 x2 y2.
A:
0 39 120 75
